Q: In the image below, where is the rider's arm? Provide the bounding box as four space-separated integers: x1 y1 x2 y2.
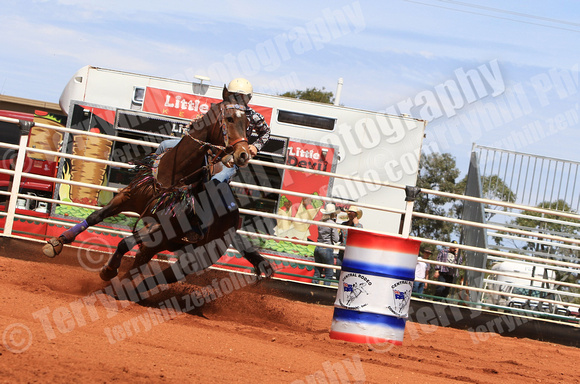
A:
247 109 270 153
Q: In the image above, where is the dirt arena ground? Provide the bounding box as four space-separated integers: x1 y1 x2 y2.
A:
0 240 579 383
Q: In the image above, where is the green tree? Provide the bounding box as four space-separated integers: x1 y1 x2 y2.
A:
411 152 462 245
413 152 517 247
512 199 579 257
279 87 334 104
455 174 516 221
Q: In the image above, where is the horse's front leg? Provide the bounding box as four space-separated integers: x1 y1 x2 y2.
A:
100 222 163 281
231 233 274 278
99 234 140 281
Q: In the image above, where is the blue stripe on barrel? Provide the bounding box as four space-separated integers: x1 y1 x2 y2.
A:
332 307 406 329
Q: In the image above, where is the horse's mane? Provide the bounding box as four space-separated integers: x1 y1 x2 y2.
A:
189 101 224 139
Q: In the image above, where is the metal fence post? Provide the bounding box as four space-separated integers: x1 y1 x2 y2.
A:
401 186 421 238
4 120 33 236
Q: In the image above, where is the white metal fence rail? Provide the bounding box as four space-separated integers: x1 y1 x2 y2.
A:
1 116 579 324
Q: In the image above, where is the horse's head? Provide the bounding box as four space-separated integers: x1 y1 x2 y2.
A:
216 100 251 168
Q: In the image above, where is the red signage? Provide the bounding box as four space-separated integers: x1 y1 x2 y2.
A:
142 87 273 123
275 140 335 242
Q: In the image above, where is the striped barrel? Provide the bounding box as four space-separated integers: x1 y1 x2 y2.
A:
329 230 420 345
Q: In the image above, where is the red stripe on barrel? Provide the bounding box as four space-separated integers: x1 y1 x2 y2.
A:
347 230 421 254
329 331 403 346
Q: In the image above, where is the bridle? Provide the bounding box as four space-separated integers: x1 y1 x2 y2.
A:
223 104 250 147
186 103 248 159
140 104 250 227
163 102 249 187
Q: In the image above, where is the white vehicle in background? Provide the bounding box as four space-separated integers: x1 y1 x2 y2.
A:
484 261 569 316
49 65 427 270
58 65 427 235
507 286 568 315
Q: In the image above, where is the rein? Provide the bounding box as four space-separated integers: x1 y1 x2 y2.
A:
131 102 250 230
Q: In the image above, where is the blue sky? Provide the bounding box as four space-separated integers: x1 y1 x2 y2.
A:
1 0 579 176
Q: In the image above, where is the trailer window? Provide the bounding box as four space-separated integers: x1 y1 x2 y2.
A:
132 87 145 105
108 110 189 188
117 110 189 137
277 110 335 131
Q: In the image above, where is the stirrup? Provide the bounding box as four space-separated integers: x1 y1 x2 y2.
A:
42 238 63 258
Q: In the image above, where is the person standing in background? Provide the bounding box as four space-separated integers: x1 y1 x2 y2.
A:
312 204 340 286
337 206 363 266
433 240 462 299
413 249 432 294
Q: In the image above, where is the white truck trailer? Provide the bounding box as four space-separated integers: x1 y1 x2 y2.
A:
58 65 427 236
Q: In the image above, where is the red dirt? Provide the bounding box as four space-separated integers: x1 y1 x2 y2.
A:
0 244 579 383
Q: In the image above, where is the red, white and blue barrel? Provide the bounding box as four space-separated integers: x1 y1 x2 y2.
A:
329 230 420 345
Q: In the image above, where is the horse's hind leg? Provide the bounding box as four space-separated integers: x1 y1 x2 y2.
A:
133 240 209 294
43 190 131 258
123 243 172 299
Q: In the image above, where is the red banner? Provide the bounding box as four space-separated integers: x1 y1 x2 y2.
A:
142 87 273 123
274 140 336 242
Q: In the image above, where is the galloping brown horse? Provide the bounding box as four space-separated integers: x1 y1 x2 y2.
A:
43 87 271 277
99 178 272 299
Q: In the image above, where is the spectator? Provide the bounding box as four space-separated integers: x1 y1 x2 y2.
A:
337 206 363 265
412 249 432 294
312 203 340 286
433 240 462 299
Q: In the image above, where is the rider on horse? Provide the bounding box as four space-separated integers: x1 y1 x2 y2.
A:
156 78 270 182
43 78 268 259
95 79 274 286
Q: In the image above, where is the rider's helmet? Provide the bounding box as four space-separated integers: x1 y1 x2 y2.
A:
227 78 253 98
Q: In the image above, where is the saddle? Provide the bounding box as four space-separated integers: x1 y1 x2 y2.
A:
177 179 241 245
139 151 240 245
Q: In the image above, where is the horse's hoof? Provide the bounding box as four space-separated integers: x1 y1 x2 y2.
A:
99 265 118 281
253 264 274 280
42 238 63 258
